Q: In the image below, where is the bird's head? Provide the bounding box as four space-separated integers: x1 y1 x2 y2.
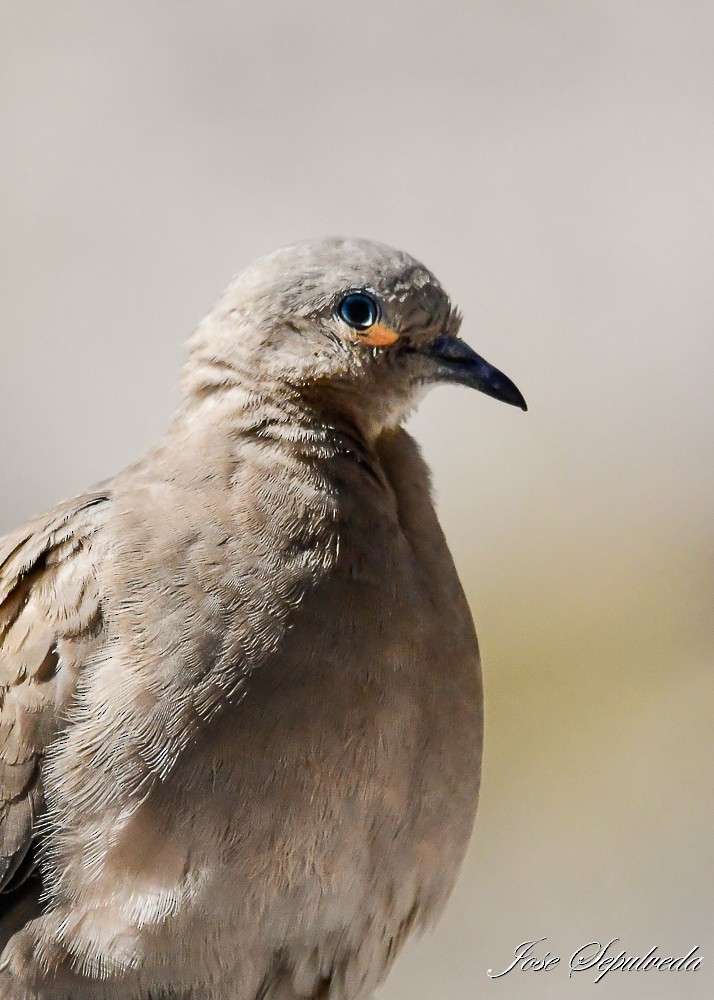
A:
184 238 526 436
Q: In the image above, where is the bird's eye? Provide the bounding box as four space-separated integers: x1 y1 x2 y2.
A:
337 292 379 331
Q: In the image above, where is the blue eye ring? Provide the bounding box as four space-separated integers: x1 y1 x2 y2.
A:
336 292 380 331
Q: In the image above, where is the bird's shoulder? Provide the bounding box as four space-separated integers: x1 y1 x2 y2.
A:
0 490 111 894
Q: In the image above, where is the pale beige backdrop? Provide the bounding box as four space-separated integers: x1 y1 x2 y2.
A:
1 2 712 998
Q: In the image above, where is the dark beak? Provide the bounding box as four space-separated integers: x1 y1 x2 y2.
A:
429 335 527 411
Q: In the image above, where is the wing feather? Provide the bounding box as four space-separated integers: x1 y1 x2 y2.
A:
0 492 110 894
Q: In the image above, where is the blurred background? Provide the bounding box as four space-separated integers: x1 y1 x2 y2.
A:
1 1 712 997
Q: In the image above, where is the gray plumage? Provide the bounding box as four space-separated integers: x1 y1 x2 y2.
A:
0 238 525 1000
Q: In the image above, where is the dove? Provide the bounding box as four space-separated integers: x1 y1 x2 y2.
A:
0 238 526 1000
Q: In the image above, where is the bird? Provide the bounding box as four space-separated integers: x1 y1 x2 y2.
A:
0 238 526 1000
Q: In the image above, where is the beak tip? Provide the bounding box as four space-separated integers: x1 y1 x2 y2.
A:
429 335 527 412
484 373 527 411
493 380 528 412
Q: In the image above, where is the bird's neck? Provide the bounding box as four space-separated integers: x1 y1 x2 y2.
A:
173 382 386 481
